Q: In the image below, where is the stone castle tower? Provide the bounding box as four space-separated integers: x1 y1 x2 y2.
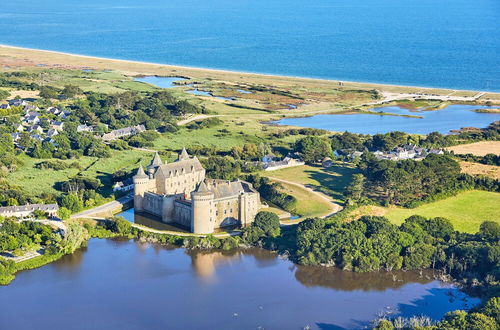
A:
191 181 215 234
133 149 261 234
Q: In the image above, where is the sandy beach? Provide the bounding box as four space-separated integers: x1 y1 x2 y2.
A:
2 44 499 102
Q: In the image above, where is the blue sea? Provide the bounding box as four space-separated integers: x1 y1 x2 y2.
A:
0 0 499 91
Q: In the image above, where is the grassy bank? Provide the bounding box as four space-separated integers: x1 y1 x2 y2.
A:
0 253 63 285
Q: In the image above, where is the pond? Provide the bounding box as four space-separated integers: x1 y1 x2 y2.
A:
187 89 234 101
134 76 186 88
273 104 500 134
0 238 478 329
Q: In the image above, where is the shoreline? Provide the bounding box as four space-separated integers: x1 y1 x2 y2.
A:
0 44 496 95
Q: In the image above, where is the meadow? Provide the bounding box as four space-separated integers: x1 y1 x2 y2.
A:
348 190 500 233
263 163 358 204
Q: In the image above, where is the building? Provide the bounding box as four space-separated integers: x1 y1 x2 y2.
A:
263 156 305 171
102 125 146 141
322 157 333 168
113 178 134 192
133 149 261 234
77 124 94 132
0 204 59 218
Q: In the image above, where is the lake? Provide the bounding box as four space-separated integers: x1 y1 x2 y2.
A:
0 238 479 330
1 0 499 91
273 104 500 135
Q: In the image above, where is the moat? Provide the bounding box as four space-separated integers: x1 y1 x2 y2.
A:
0 238 478 329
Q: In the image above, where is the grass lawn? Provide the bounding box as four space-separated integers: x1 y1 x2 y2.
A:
350 190 500 234
263 163 358 204
8 149 151 197
277 182 333 218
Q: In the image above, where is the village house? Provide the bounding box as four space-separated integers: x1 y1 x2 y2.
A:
322 157 334 168
50 121 64 131
113 178 134 192
262 155 305 171
31 134 44 142
10 133 20 142
24 104 40 113
46 129 59 138
102 124 146 141
59 110 71 119
28 125 44 134
8 99 29 107
77 124 94 132
46 107 61 115
346 145 443 162
23 114 40 125
0 103 10 110
15 124 24 132
0 204 59 219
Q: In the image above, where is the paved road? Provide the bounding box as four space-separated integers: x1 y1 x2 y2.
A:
71 194 133 219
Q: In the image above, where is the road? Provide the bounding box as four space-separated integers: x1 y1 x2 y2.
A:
71 194 133 219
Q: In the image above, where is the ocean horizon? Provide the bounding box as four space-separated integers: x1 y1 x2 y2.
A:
0 0 499 91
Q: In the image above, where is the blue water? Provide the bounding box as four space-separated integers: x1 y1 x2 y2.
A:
135 76 185 88
274 105 500 134
1 0 499 91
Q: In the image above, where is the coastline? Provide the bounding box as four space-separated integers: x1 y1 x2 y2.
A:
1 44 498 97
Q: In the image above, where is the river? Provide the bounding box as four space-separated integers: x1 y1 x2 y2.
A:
0 0 499 91
0 238 479 330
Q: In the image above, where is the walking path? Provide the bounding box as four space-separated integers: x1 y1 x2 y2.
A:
266 176 342 225
177 114 217 126
130 222 240 238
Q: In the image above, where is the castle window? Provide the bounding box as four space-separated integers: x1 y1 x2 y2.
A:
224 210 227 214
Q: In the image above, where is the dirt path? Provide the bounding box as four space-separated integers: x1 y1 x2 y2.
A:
177 114 218 126
266 176 342 223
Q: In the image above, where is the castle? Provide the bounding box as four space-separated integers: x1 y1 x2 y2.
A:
133 149 261 234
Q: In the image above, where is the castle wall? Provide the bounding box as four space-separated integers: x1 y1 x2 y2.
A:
240 192 260 227
156 169 205 196
213 196 241 228
173 200 192 228
134 152 260 234
142 192 164 218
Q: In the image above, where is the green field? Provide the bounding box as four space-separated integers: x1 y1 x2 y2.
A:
7 149 151 197
382 190 500 233
263 163 358 204
277 182 333 218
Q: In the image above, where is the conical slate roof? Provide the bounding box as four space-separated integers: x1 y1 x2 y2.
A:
148 152 163 169
194 181 213 196
179 147 189 161
134 164 148 178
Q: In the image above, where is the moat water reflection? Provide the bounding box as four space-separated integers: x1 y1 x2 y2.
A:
1 239 478 330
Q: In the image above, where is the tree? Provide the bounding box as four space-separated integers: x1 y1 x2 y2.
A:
61 85 82 98
253 211 280 237
59 194 83 213
373 319 394 330
345 173 365 203
479 221 500 242
481 297 500 324
39 86 60 99
57 207 72 220
295 136 332 163
108 216 132 235
60 223 89 253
